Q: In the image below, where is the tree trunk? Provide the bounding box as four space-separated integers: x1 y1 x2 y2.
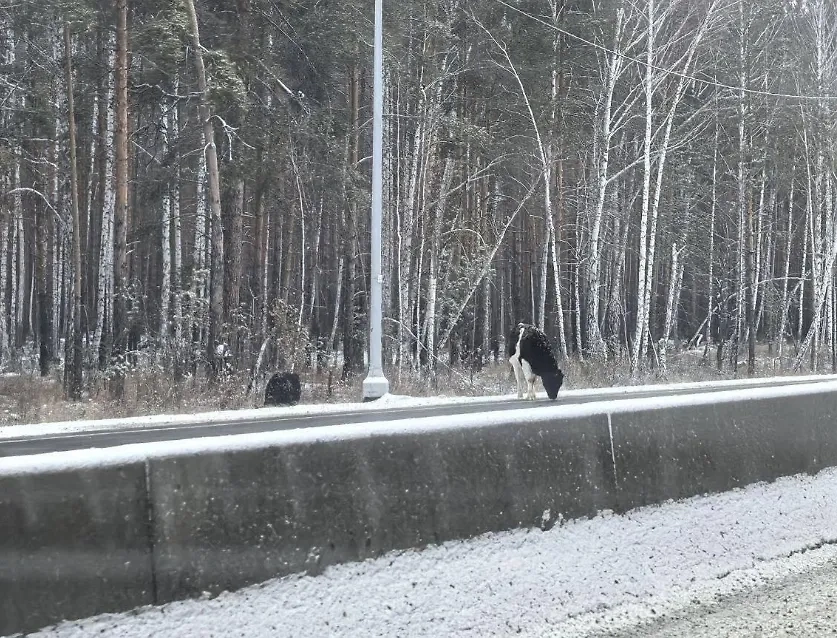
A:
705 140 718 360
11 147 22 354
64 21 83 400
631 0 655 373
191 136 208 353
606 201 630 358
184 0 225 378
112 0 129 387
342 62 364 379
660 243 684 372
587 8 625 361
223 178 244 333
160 112 172 346
0 197 9 366
425 156 454 370
746 189 756 375
254 179 267 337
259 196 270 339
93 38 115 368
170 93 183 350
36 162 53 376
573 213 584 359
778 174 795 365
11 195 23 349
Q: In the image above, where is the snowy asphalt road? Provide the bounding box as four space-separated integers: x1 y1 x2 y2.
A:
3 375 835 456
598 553 837 638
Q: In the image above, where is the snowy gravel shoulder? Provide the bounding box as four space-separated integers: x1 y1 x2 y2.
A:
24 467 837 638
577 545 837 637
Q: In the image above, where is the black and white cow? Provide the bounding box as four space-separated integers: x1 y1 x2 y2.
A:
507 323 564 400
264 371 302 406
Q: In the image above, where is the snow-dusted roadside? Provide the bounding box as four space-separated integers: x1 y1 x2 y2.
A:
3 373 833 441
24 467 837 638
5 379 837 478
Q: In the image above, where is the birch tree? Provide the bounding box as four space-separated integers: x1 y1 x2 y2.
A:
183 0 225 377
64 20 83 399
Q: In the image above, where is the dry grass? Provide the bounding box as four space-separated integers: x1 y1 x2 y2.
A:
0 344 818 427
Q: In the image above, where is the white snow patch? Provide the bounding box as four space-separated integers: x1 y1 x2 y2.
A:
24 467 837 638
371 393 415 404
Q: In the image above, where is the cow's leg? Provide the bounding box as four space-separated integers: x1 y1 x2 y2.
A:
509 355 524 399
522 359 536 400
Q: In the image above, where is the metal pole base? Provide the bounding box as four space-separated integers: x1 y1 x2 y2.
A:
362 374 390 401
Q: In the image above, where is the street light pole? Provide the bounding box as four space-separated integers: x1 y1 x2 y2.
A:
362 0 389 401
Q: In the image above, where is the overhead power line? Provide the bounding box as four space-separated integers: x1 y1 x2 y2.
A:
494 0 837 102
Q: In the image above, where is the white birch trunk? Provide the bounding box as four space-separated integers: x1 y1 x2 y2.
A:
191 137 208 344
259 77 273 341
261 211 270 338
799 209 809 342
573 219 584 359
160 113 172 344
825 276 837 372
704 127 718 359
778 174 795 364
415 208 427 369
794 1 833 370
294 169 306 329
660 243 684 372
398 80 425 369
382 67 395 364
15 210 23 345
631 0 655 372
86 88 99 287
92 41 116 360
538 225 549 331
11 157 22 350
425 156 454 369
481 258 492 364
587 9 625 360
752 168 767 320
796 175 837 370
305 198 323 330
0 181 8 363
631 0 715 372
0 30 10 359
328 255 345 368
548 0 568 358
756 186 775 337
170 85 183 348
52 110 62 352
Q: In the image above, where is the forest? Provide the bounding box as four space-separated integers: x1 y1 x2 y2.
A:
1 0 836 412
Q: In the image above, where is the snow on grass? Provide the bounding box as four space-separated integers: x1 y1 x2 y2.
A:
2 373 835 442
25 466 837 638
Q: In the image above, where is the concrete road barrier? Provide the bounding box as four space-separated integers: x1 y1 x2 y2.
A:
148 413 613 602
0 463 154 636
4 380 837 635
609 389 837 511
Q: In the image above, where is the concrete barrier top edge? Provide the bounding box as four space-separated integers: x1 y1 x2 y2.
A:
2 378 837 478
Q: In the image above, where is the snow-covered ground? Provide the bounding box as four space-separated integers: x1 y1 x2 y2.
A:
24 467 837 638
